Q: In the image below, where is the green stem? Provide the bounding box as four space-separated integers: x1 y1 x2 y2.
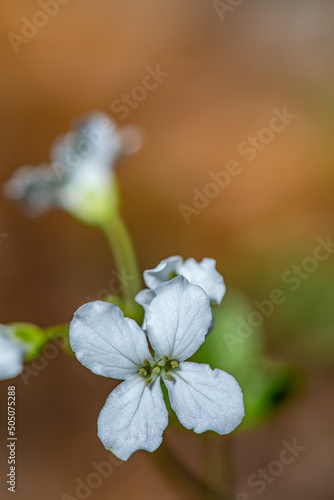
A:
102 213 142 303
40 213 141 347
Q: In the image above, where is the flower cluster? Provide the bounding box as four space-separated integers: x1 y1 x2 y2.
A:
4 112 141 225
70 274 244 461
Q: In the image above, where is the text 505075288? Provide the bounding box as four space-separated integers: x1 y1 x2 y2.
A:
7 385 16 493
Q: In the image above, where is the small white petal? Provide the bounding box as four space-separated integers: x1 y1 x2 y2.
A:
98 375 168 461
143 255 183 289
146 277 212 361
50 112 123 176
69 301 152 380
135 288 156 313
135 288 157 330
3 165 60 215
165 362 244 434
142 256 225 305
0 333 23 380
177 258 226 304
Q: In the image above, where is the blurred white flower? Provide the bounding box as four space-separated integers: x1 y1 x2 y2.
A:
0 326 24 380
69 277 244 461
4 112 141 225
135 256 226 322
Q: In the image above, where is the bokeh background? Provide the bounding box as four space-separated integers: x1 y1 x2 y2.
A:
1 1 334 499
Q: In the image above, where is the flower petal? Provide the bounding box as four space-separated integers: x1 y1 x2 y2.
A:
0 334 23 380
98 375 168 461
135 288 156 313
69 301 152 380
143 255 183 289
145 277 212 361
135 288 157 330
165 362 244 434
3 165 60 215
50 113 123 177
177 258 226 304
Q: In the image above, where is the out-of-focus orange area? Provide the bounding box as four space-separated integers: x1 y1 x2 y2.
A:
0 1 333 499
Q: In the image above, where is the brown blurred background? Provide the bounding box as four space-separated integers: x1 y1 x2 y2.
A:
0 1 334 499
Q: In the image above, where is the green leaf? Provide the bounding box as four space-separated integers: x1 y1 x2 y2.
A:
191 289 265 373
189 289 297 430
267 264 334 365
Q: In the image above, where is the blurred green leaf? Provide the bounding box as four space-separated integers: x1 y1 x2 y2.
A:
189 289 297 430
267 263 334 365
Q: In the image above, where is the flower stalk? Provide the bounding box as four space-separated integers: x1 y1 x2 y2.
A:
102 213 142 304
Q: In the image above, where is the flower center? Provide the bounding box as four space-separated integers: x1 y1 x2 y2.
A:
138 356 179 386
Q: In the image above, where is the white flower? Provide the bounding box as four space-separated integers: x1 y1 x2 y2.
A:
135 256 226 323
69 277 244 461
4 112 141 224
0 326 25 380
